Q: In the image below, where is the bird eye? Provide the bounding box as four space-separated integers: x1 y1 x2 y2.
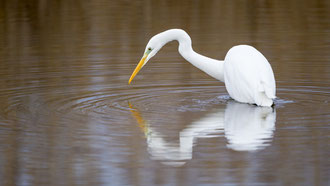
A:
148 47 152 51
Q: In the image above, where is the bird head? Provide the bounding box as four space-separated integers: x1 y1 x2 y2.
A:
128 34 164 84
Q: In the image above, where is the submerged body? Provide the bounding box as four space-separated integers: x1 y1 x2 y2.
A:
128 29 276 107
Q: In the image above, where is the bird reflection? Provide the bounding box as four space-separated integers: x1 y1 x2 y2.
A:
224 102 276 151
129 101 276 166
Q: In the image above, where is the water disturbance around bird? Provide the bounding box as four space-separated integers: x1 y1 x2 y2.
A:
0 1 329 185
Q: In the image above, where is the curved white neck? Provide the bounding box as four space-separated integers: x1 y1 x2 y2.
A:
160 29 224 82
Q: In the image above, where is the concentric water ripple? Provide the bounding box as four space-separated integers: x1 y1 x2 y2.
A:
46 83 228 117
55 83 327 117
1 79 328 121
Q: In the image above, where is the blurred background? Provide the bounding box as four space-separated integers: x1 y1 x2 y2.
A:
0 0 329 185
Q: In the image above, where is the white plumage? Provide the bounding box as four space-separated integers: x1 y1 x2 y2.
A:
224 45 276 106
129 29 276 107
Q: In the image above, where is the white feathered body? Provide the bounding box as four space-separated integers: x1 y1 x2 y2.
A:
131 29 276 107
224 45 276 106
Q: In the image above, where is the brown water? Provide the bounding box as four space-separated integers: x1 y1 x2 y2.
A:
0 0 329 185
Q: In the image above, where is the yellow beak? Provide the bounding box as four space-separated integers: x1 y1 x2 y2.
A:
128 54 148 84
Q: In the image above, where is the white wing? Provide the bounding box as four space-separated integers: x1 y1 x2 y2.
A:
224 45 276 106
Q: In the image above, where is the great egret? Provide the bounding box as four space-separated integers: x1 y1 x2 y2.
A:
128 29 276 107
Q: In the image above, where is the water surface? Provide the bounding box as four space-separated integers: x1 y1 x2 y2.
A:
0 0 329 185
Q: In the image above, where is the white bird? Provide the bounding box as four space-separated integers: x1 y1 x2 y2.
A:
128 29 276 106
